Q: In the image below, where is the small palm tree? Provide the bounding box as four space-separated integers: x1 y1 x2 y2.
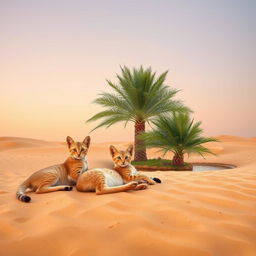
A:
87 66 190 161
140 113 218 166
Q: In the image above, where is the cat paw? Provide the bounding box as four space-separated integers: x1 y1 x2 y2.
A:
135 183 148 190
63 186 73 191
152 177 162 183
129 181 138 189
137 180 147 184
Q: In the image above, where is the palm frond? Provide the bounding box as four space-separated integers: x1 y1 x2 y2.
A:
141 112 219 159
87 66 190 131
89 113 133 132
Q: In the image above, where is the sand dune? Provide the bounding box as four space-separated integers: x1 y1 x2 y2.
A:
0 136 256 256
0 137 61 151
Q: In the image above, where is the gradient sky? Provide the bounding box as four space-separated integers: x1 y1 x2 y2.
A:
1 0 256 142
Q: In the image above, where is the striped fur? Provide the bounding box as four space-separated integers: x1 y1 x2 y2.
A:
16 136 90 203
110 145 158 185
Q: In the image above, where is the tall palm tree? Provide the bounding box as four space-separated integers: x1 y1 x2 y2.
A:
140 113 218 165
87 66 190 161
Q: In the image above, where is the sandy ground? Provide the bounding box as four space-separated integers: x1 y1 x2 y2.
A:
0 136 256 256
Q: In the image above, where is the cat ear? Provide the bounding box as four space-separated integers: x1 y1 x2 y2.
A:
66 136 75 148
126 144 133 156
83 136 91 148
109 145 118 157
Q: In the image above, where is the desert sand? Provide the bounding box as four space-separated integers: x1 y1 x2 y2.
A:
0 136 256 256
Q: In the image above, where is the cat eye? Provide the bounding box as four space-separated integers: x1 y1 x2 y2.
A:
125 156 129 160
73 148 77 152
117 156 122 160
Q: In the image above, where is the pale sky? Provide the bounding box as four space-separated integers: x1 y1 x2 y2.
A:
1 0 256 142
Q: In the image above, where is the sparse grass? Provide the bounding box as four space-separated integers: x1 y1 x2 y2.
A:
132 158 190 167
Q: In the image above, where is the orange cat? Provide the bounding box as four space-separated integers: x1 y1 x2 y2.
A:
110 144 161 185
76 144 161 194
16 136 90 202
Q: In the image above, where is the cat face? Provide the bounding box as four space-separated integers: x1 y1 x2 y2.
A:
67 136 90 160
110 144 133 167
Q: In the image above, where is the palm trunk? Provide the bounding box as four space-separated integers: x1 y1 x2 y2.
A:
172 153 184 166
134 120 147 161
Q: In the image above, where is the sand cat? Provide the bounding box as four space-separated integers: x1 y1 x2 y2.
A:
110 145 161 184
16 136 90 203
76 144 161 195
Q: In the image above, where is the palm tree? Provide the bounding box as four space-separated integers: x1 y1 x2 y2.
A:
87 66 190 161
140 113 218 166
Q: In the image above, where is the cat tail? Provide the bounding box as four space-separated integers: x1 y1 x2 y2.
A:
152 177 162 183
16 180 31 203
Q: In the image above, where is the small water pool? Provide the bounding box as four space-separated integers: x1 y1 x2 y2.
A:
193 164 234 172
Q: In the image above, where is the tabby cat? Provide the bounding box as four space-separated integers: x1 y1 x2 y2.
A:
16 136 90 203
76 144 161 194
